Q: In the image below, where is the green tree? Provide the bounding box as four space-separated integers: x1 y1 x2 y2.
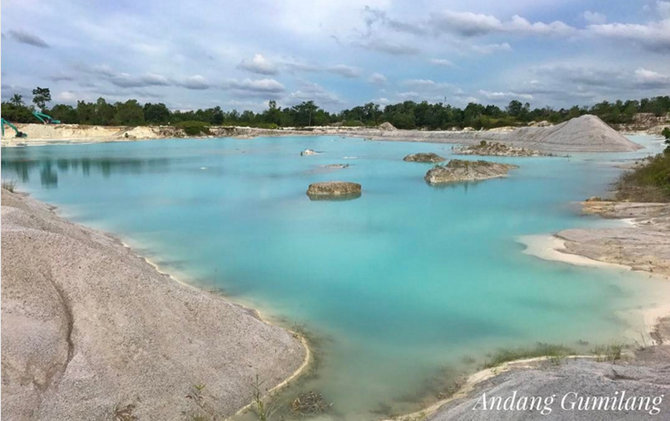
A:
114 100 145 125
210 106 224 125
262 100 282 125
48 104 77 123
291 101 318 126
9 94 24 107
32 87 52 111
76 101 96 124
95 98 116 125
143 102 171 124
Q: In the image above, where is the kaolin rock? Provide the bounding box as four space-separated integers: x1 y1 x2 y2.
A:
306 181 362 200
424 159 518 185
403 153 446 163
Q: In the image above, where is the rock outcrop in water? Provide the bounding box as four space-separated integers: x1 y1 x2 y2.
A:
301 149 318 156
424 159 518 185
1 189 306 420
403 152 446 163
306 181 361 199
453 141 548 157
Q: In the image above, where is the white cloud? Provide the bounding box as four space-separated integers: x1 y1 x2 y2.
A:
583 11 606 24
588 19 670 52
369 72 387 84
227 78 285 94
658 1 670 18
634 67 670 87
429 11 575 37
471 42 512 54
178 75 210 90
281 60 360 78
478 90 533 101
55 90 78 102
109 72 170 88
238 54 278 75
328 64 360 78
288 81 342 106
429 58 454 67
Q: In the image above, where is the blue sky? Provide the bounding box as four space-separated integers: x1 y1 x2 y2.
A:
2 0 669 112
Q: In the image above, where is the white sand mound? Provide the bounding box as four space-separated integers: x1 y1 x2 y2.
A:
379 121 397 131
509 115 642 152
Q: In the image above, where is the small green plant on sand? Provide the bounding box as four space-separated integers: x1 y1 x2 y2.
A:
484 343 574 368
184 383 210 420
252 375 269 421
593 344 625 363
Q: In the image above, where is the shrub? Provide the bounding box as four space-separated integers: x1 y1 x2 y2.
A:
341 120 364 127
593 344 625 363
616 153 670 201
175 121 211 136
484 343 573 368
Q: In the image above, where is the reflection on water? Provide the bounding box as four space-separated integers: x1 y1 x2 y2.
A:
1 157 170 187
1 135 668 420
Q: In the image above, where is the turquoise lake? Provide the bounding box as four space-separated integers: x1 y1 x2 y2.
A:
2 135 669 419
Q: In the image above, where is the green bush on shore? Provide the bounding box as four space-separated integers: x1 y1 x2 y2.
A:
175 121 211 136
617 152 670 202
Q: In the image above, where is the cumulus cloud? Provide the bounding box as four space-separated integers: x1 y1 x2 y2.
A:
227 78 285 97
429 11 575 37
281 60 360 78
8 29 49 48
110 72 171 88
369 72 387 85
55 90 79 102
534 64 626 88
178 75 210 90
634 68 670 88
238 54 278 75
288 82 342 106
587 19 670 52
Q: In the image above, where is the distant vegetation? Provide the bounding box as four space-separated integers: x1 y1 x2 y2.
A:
2 87 669 130
617 130 670 202
175 120 211 136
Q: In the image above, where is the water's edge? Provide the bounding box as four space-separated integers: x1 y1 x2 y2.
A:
5 189 313 418
11 188 670 420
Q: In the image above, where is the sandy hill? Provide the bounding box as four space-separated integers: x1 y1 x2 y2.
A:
507 114 642 152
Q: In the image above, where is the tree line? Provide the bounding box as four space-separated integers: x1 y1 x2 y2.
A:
2 87 669 130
